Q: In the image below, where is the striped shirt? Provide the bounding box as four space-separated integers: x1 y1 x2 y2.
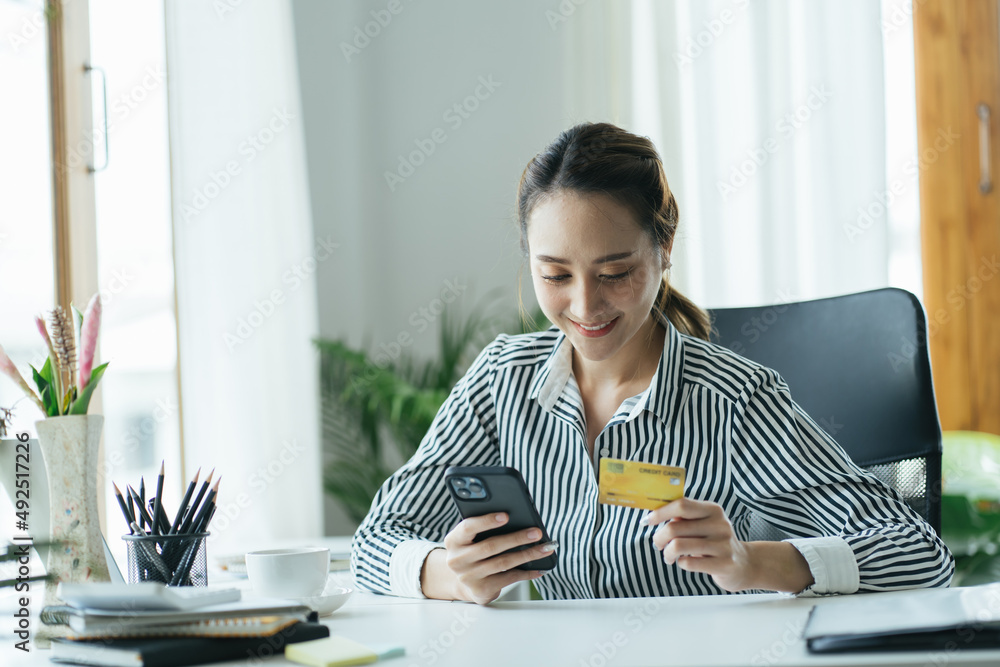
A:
351 316 954 599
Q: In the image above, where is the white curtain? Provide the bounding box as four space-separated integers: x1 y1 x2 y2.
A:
568 0 891 309
164 0 322 551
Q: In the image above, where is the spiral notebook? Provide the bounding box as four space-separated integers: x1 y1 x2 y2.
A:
64 614 307 640
42 598 314 634
51 620 331 667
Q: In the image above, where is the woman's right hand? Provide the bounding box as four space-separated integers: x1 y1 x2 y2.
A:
422 512 555 605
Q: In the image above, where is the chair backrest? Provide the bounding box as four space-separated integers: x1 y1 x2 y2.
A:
708 287 942 535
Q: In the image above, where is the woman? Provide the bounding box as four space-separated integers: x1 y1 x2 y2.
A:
351 122 953 605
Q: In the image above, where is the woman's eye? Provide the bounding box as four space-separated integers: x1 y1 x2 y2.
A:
540 271 630 284
600 271 630 283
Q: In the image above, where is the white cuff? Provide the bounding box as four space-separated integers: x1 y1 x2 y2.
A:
783 536 859 596
388 539 444 598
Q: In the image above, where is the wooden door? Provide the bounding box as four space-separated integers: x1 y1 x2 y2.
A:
915 0 1000 435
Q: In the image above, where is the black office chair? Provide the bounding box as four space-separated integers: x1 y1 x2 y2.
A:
708 287 942 537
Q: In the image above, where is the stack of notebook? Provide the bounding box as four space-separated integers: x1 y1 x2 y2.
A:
42 583 330 667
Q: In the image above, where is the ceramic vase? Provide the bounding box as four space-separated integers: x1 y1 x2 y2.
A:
35 414 111 604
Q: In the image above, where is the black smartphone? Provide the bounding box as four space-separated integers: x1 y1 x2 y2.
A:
444 465 557 570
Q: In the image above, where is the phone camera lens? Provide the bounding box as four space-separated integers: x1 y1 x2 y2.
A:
468 481 483 494
452 478 468 488
456 488 472 499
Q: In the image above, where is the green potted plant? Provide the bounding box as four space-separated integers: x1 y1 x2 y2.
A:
0 294 112 604
315 296 547 524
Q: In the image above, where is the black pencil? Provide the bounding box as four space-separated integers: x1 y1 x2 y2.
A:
188 478 220 535
151 462 164 536
127 486 144 530
193 497 217 534
130 521 172 582
112 482 135 533
171 484 219 586
127 484 156 530
178 469 213 536
202 504 217 531
139 479 147 530
148 498 170 534
126 491 136 530
170 468 200 535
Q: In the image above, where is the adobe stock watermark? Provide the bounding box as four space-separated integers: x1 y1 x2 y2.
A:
6 0 65 53
887 255 1000 372
349 277 468 393
674 0 751 69
716 84 832 201
881 0 929 38
212 0 248 20
340 0 416 62
209 438 307 537
98 267 137 308
224 236 340 352
916 585 1000 667
545 0 589 31
749 617 807 666
578 598 663 667
719 288 798 356
384 76 501 192
179 107 296 224
410 609 476 666
843 126 959 243
60 64 167 177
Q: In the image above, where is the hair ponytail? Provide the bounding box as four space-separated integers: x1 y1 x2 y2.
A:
517 122 712 341
656 280 711 341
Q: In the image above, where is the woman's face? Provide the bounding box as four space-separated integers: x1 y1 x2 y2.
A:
526 190 667 364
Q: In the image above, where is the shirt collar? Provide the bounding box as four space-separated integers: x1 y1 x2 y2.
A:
527 309 685 424
527 334 574 412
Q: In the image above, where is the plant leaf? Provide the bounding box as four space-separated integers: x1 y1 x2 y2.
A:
72 304 84 350
30 364 57 416
29 363 49 396
39 356 53 384
68 362 108 415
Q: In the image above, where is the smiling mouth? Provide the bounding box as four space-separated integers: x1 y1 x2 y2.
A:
575 320 614 331
569 317 620 337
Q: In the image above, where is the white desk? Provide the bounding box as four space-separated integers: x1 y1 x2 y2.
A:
4 537 1000 667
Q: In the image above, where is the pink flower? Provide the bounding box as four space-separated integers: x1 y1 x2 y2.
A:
78 294 102 390
0 343 45 413
35 314 56 361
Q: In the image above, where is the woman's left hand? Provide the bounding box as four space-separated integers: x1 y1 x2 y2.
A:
646 497 754 592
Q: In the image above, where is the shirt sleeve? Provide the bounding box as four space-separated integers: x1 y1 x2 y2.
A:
350 337 504 597
730 367 954 595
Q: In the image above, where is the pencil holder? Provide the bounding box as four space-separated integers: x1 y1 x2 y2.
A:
122 532 210 586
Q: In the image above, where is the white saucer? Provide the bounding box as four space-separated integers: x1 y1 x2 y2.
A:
288 586 353 616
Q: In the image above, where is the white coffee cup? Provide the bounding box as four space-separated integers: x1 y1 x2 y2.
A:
245 547 329 598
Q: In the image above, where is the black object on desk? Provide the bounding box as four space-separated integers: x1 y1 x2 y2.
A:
804 583 1000 653
50 620 330 667
115 471 220 586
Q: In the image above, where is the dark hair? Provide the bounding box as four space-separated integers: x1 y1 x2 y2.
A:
516 122 711 341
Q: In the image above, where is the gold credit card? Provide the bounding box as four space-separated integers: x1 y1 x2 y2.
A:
598 458 685 510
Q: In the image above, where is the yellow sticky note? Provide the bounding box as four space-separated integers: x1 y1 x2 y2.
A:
285 636 377 667
598 458 685 510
